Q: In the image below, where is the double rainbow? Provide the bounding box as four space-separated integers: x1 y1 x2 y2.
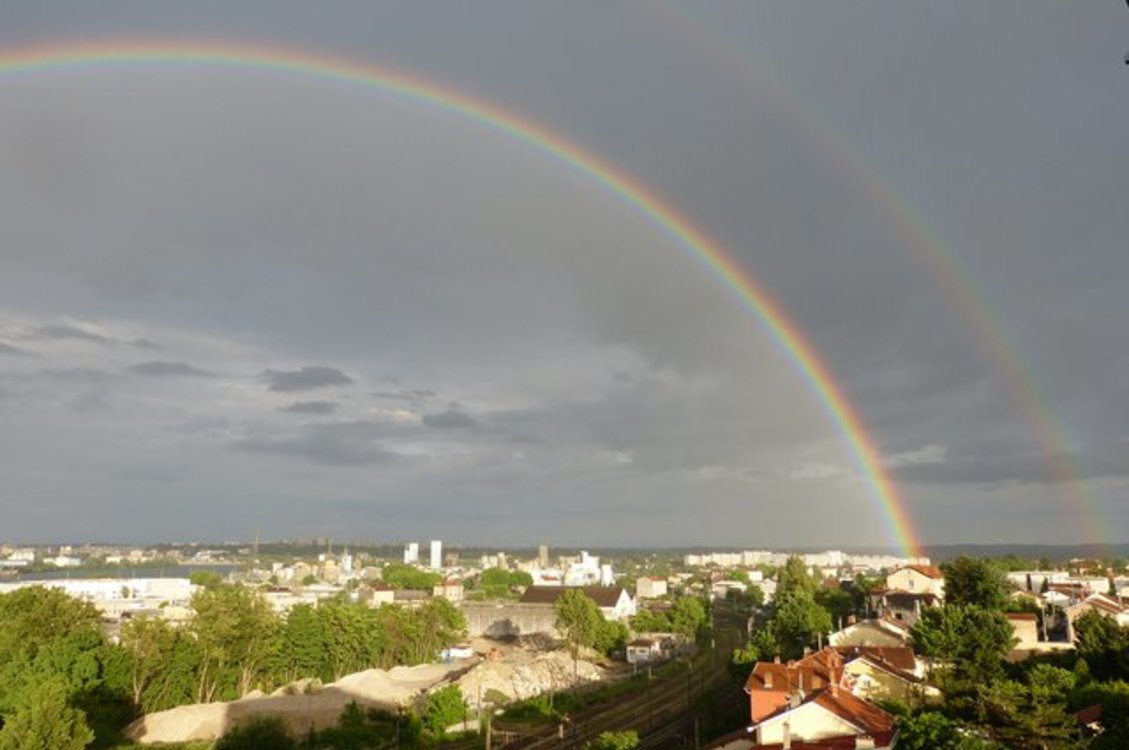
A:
639 3 1111 547
0 40 923 557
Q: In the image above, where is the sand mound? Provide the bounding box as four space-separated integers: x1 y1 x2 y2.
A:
126 659 474 744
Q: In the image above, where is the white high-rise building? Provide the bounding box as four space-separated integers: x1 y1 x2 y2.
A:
429 540 442 570
404 542 419 565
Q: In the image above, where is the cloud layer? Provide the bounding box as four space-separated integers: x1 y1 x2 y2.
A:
0 3 1125 545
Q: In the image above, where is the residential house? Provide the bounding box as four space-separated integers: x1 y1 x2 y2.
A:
357 582 396 606
636 577 668 599
836 646 939 705
433 579 465 602
1065 593 1129 640
744 650 846 724
749 686 896 749
519 585 636 621
626 638 663 664
884 565 945 597
1005 612 1041 650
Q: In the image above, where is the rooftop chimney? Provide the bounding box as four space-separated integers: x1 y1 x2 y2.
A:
774 655 781 664
782 722 791 750
855 735 876 749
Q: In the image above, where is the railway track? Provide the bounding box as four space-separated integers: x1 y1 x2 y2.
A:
488 614 746 750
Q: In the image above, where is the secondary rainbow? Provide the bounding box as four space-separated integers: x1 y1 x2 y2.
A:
640 3 1111 547
0 39 924 557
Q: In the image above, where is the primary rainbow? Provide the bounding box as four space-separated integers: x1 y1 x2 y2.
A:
0 39 924 557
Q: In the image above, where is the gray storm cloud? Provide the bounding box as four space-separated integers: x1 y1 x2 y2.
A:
0 2 1125 545
281 400 338 415
128 361 213 377
261 367 354 392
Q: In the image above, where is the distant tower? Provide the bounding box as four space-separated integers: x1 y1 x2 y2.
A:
252 529 260 558
430 540 442 570
404 542 419 565
538 544 549 569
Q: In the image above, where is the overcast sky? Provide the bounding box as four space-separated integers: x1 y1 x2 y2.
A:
1 2 1126 548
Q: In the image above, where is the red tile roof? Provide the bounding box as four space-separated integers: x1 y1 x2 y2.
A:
834 645 916 673
745 649 845 693
905 564 944 579
1005 612 1038 621
1083 594 1128 614
812 688 897 735
1075 703 1102 727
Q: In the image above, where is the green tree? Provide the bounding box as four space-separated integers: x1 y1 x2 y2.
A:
0 586 102 664
189 570 224 590
318 600 376 680
669 597 708 640
910 605 1015 701
594 619 629 657
895 711 997 750
215 716 295 750
978 666 1079 749
776 557 818 600
851 573 881 616
744 584 765 609
590 730 639 750
412 598 468 665
555 590 603 672
275 603 329 683
631 609 671 633
941 557 1010 610
189 585 280 701
119 615 185 709
732 627 777 666
0 680 94 750
814 587 855 628
772 591 832 658
1071 679 1129 749
1073 609 1129 680
420 685 465 737
316 702 401 750
381 563 442 590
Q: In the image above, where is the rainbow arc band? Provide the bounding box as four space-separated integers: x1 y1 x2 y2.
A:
0 40 922 557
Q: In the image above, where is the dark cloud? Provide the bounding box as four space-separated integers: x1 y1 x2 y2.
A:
128 361 213 377
38 368 112 383
421 404 479 430
280 400 338 415
894 443 1129 486
0 342 29 356
373 389 437 402
261 366 354 392
33 324 109 343
231 421 398 466
0 4 1126 545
